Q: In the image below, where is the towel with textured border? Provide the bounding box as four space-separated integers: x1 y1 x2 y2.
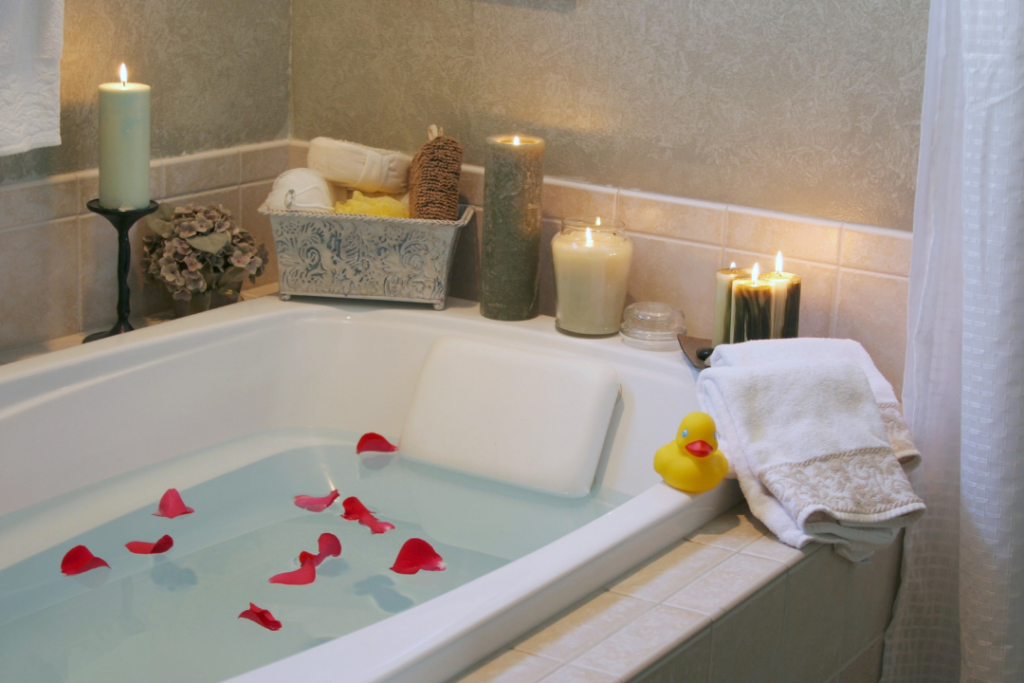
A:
696 359 925 561
709 338 920 472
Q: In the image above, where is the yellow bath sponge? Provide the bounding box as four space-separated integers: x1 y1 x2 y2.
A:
334 191 410 219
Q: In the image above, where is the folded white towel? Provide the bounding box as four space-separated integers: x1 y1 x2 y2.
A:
307 137 411 195
710 338 921 472
696 360 926 561
0 0 64 156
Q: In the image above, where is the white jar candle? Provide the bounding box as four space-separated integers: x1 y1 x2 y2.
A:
552 217 633 335
98 64 151 210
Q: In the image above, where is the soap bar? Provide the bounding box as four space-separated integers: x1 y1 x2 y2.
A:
401 336 620 497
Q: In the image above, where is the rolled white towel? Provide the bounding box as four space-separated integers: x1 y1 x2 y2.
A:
307 137 412 195
696 359 925 561
709 338 921 472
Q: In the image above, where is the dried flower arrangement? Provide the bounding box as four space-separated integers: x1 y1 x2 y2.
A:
141 204 268 311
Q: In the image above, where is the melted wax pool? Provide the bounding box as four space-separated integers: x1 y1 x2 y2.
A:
0 429 627 683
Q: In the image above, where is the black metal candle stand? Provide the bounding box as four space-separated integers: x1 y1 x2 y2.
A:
83 199 160 344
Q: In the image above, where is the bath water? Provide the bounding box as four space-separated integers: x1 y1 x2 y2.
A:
0 429 628 683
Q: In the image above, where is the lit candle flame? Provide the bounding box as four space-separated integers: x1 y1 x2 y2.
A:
512 135 520 146
119 63 127 87
595 216 601 226
752 262 760 284
585 227 594 247
730 261 737 269
775 251 783 274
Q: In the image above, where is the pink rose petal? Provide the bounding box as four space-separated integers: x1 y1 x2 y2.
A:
356 432 397 454
238 603 282 631
341 496 373 521
269 557 316 585
153 488 194 519
298 533 342 567
390 538 446 575
61 545 110 575
125 534 174 555
359 513 395 535
293 489 340 513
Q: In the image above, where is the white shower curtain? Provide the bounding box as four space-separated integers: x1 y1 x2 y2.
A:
882 0 1024 681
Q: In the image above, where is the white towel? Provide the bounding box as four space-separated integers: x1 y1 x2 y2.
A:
710 338 921 472
307 137 412 195
0 0 64 156
697 360 926 561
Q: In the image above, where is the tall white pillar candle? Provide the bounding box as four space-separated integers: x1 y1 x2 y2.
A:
98 64 151 210
551 217 633 335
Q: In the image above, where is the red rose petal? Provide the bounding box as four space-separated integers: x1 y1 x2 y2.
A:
238 603 282 631
293 489 340 513
269 557 316 585
297 533 343 568
61 545 110 575
153 488 194 519
298 551 316 565
359 513 395 535
341 496 373 521
125 534 174 555
390 538 446 575
356 432 397 454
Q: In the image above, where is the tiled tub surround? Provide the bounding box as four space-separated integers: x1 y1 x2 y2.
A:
452 505 902 683
0 143 910 395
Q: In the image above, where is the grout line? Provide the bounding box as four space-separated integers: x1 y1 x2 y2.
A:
76 216 84 335
829 269 842 338
624 230 724 251
836 222 846 265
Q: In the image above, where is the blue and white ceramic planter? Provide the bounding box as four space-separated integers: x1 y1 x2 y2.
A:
258 204 474 310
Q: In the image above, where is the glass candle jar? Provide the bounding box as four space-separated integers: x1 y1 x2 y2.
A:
551 217 633 335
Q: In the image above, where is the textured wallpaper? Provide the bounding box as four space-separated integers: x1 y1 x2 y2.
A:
0 0 290 184
292 0 929 230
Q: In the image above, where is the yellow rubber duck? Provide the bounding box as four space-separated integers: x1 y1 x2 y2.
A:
654 412 729 493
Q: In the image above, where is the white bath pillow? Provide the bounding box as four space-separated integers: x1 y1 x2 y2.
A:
400 336 620 497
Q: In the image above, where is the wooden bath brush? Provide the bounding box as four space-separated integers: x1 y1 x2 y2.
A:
409 125 463 221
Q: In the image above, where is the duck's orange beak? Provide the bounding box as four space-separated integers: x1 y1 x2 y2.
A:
685 440 713 457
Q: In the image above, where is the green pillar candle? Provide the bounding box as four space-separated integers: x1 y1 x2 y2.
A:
712 263 750 347
763 253 801 339
99 64 151 210
730 264 773 343
481 134 545 320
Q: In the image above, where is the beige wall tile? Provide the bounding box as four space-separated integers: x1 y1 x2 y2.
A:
686 504 767 552
628 234 722 339
78 163 165 205
782 546 850 683
609 541 733 604
289 140 310 170
240 141 290 184
618 191 726 246
834 270 908 395
542 178 616 221
539 666 620 683
0 174 79 231
240 181 278 289
515 592 654 663
630 629 711 683
164 148 241 197
0 218 80 350
572 606 710 680
838 637 884 683
841 534 902 662
538 218 561 318
841 226 913 277
163 187 242 219
727 208 841 265
725 249 838 339
710 577 787 683
741 536 820 568
664 554 787 619
449 206 482 303
458 650 561 683
460 164 485 206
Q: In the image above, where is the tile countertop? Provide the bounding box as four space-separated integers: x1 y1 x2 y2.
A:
452 501 897 683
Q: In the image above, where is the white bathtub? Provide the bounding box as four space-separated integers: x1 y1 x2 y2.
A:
0 297 739 683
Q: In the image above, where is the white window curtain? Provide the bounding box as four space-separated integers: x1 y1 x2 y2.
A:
882 0 1024 681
